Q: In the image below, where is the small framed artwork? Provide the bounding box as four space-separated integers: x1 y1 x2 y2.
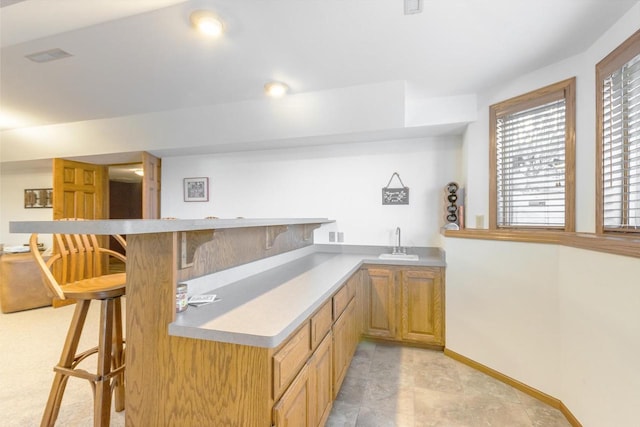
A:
24 188 53 208
183 177 209 202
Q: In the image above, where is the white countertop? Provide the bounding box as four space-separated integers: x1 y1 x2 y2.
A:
169 244 445 348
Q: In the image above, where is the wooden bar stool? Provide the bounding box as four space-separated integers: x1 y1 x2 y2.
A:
30 232 127 427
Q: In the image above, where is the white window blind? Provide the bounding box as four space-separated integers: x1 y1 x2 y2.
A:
602 52 640 231
496 99 566 227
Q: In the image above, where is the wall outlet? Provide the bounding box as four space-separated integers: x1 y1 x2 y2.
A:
329 232 336 242
337 232 344 243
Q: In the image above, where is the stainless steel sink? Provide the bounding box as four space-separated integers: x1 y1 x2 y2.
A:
378 253 419 261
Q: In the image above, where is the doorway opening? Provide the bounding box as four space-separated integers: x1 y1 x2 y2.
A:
108 163 143 272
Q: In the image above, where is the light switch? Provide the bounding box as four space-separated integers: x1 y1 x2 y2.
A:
329 232 336 242
337 232 344 243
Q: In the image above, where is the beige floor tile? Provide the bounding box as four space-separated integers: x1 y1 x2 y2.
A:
327 341 573 427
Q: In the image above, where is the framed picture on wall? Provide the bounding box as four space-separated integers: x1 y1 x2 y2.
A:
183 177 209 202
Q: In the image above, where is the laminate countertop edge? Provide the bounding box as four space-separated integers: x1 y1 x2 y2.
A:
168 244 445 348
9 218 334 235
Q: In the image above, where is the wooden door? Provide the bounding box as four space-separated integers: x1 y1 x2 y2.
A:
309 332 333 427
53 158 108 220
363 268 396 339
141 152 161 219
273 364 312 427
400 268 444 346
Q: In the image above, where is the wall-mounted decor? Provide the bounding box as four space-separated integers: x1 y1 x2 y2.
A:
184 177 209 202
382 172 409 205
24 188 53 208
443 182 464 230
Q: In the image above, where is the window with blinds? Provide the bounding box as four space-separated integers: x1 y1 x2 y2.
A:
598 30 640 234
490 78 575 230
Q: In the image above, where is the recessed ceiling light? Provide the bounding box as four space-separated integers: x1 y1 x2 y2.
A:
190 10 224 38
264 81 289 98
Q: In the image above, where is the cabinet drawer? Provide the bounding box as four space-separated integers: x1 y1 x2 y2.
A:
332 283 350 320
273 322 311 399
310 300 332 350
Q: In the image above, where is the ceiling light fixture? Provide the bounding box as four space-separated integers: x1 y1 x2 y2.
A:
264 81 289 98
190 10 224 38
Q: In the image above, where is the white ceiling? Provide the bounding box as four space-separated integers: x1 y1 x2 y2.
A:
0 0 638 136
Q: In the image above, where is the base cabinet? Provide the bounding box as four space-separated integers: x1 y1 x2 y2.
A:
332 298 357 397
363 266 445 347
310 332 333 427
274 276 357 427
363 268 396 339
273 364 312 427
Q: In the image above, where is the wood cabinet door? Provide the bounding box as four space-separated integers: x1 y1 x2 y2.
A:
309 332 333 427
273 364 312 427
363 268 396 339
400 268 444 346
332 299 355 397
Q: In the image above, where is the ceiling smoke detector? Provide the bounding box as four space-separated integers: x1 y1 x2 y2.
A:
25 48 72 63
404 0 423 15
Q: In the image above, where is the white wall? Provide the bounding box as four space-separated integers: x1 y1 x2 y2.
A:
161 137 462 247
444 238 561 397
444 236 640 426
0 166 53 247
557 247 640 427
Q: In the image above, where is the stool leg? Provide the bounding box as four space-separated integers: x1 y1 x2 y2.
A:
41 300 91 427
112 297 125 412
94 298 114 427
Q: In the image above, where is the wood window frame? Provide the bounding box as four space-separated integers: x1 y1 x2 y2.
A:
596 29 640 236
489 78 576 231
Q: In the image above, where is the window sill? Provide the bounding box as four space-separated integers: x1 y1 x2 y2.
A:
443 229 640 259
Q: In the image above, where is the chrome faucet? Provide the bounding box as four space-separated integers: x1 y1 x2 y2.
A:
393 227 406 254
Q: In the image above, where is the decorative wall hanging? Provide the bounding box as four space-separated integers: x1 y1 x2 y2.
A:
184 177 209 202
382 172 409 205
24 188 53 208
443 182 463 230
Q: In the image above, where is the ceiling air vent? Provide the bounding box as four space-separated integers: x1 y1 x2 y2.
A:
25 48 73 63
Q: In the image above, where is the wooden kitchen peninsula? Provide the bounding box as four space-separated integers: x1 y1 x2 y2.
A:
10 218 445 426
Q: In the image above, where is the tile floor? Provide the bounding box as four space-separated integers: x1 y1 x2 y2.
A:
326 341 571 427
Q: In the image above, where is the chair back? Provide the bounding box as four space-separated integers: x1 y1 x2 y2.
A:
30 233 126 300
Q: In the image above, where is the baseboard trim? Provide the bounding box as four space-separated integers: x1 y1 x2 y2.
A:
443 348 582 427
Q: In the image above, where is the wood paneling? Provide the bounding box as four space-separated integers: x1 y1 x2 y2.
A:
125 232 273 426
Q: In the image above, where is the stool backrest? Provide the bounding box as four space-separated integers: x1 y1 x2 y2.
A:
30 233 126 300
